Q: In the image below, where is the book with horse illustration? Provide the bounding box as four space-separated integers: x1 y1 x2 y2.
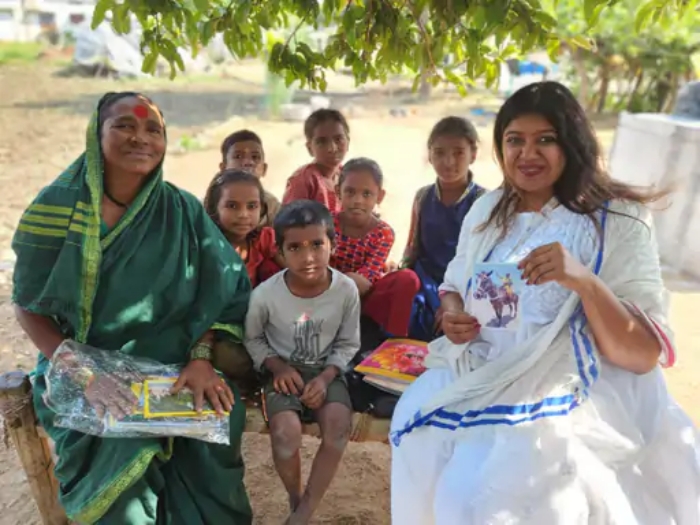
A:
471 262 524 331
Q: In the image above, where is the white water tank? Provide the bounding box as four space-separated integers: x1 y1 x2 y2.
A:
609 112 700 279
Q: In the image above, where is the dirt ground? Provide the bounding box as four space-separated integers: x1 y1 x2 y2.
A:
0 60 698 525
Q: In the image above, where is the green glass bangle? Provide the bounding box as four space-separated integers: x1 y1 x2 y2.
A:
189 343 213 362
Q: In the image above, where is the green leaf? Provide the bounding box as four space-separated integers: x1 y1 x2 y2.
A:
634 1 658 32
583 0 605 25
142 51 158 75
111 3 131 34
566 35 594 50
545 37 561 61
101 0 639 89
193 0 208 14
200 19 215 45
411 73 421 93
91 0 111 30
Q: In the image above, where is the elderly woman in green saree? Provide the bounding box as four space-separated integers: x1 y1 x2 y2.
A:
11 91 253 524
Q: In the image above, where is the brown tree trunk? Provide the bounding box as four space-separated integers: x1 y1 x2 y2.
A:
572 48 590 108
419 70 432 101
662 72 680 113
595 63 610 114
624 69 644 111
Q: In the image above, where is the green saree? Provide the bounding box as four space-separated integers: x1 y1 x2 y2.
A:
12 105 253 524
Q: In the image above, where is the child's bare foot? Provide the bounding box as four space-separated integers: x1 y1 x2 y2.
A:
288 492 302 513
284 508 311 525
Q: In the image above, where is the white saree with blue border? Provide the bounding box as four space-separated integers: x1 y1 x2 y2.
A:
390 190 698 525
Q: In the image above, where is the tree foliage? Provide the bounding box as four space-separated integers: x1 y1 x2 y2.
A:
93 0 689 91
554 0 700 113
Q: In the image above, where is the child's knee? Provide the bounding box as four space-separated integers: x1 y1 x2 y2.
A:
320 407 352 450
396 269 421 293
270 413 302 459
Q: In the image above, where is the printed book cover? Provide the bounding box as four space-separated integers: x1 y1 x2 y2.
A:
143 377 222 418
105 376 228 429
354 338 428 383
471 262 524 331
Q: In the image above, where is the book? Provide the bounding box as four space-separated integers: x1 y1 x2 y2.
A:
471 262 525 332
363 375 409 396
104 375 226 430
354 338 428 384
143 377 220 418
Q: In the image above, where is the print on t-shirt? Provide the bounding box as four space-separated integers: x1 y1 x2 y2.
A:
290 312 325 364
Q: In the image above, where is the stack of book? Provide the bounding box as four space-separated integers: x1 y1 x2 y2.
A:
104 375 228 441
354 338 428 395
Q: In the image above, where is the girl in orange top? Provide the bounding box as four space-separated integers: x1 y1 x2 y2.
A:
282 109 350 212
205 169 284 287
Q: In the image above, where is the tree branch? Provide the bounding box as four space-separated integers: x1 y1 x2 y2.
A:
284 14 307 48
410 1 436 74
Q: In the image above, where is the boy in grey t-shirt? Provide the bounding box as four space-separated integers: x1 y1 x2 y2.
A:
244 200 360 524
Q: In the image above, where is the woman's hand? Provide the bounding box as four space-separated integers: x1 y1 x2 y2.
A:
442 310 480 344
50 345 138 419
171 360 233 416
519 242 593 292
84 373 139 419
299 376 329 410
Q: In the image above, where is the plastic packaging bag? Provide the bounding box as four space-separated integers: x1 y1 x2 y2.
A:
43 340 230 445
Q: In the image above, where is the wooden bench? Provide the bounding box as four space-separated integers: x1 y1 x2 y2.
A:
0 370 390 525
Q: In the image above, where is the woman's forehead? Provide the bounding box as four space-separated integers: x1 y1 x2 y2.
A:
106 96 162 123
504 113 554 134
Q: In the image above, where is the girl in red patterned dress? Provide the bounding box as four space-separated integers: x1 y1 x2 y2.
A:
331 158 420 337
205 169 285 287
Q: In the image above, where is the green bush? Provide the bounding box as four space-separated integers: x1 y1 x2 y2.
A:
0 42 43 65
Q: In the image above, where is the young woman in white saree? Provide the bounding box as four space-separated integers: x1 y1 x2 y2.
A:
390 81 700 524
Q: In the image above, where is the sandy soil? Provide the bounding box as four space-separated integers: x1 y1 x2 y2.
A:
0 60 698 525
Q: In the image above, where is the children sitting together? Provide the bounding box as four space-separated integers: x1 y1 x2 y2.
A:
204 108 484 523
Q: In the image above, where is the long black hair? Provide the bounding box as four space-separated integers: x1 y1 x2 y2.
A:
337 157 384 189
203 169 268 227
485 81 664 232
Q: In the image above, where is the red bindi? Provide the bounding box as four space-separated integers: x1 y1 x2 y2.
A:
132 105 149 119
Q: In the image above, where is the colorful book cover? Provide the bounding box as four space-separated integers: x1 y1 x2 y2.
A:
471 262 524 331
143 377 223 418
354 338 428 382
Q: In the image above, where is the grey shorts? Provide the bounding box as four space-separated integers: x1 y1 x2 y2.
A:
262 364 351 422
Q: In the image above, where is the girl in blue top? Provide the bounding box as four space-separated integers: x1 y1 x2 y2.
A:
403 117 485 342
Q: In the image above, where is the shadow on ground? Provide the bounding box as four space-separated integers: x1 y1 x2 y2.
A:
10 90 266 128
6 70 506 129
8 89 405 128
